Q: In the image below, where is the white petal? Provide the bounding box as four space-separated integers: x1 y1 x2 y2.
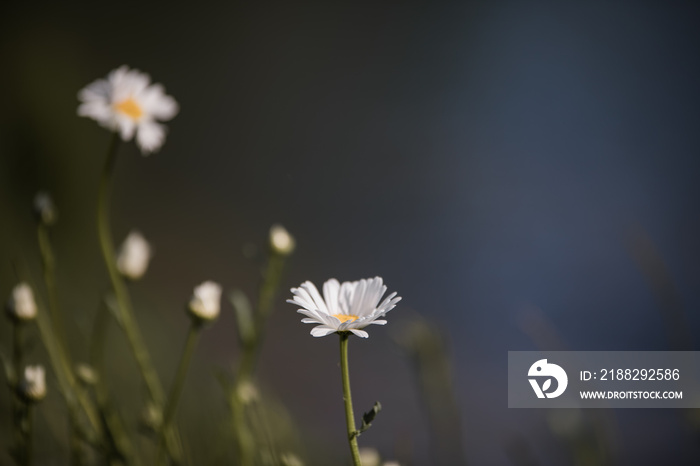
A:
293 286 320 312
136 120 166 154
322 279 341 314
349 329 369 338
117 116 136 141
367 320 387 325
310 326 336 337
141 84 179 120
300 281 329 314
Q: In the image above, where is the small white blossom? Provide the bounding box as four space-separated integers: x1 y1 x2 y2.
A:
116 231 152 280
20 366 46 402
269 224 295 255
287 277 401 338
7 283 37 321
188 281 222 322
78 65 179 154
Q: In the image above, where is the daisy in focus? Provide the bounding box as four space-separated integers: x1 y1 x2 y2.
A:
77 65 179 154
287 277 401 338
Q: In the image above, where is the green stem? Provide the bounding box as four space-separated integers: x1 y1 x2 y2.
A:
37 224 68 354
97 134 165 406
13 323 24 383
12 322 24 461
90 299 137 465
339 333 362 466
25 404 34 466
38 223 83 464
157 324 201 464
97 133 182 463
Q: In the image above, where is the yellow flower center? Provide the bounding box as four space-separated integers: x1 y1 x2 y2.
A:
333 314 358 323
114 98 143 119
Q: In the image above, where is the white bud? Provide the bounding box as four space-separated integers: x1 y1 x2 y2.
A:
75 363 99 386
188 281 222 322
236 380 260 405
116 231 152 280
20 365 46 402
359 448 381 466
7 283 37 322
269 224 295 255
140 402 163 431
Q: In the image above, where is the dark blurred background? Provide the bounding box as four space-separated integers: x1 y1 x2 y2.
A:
2 1 700 465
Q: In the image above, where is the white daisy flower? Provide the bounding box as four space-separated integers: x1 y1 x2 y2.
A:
77 65 179 154
287 277 401 338
116 230 152 280
188 281 222 322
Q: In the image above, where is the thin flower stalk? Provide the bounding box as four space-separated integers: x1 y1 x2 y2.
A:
157 324 202 465
230 232 294 464
37 222 69 355
37 216 86 463
96 134 182 462
340 332 362 466
89 299 138 465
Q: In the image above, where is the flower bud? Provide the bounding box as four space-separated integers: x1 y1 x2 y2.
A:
116 231 152 280
75 363 99 386
19 365 46 402
269 224 295 256
140 401 162 432
236 380 260 405
6 283 37 322
188 281 222 322
34 191 58 226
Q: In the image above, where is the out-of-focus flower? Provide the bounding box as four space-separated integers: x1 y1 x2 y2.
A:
75 363 99 386
19 366 46 402
188 281 222 322
7 283 37 322
236 380 260 405
77 65 179 154
116 231 152 280
382 462 401 466
359 448 381 466
140 401 163 431
287 277 401 338
269 224 295 255
34 191 58 226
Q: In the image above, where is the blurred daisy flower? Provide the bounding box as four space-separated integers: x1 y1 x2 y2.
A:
78 65 179 154
287 277 401 338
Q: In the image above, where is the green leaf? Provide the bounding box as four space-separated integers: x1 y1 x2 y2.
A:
358 401 382 436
